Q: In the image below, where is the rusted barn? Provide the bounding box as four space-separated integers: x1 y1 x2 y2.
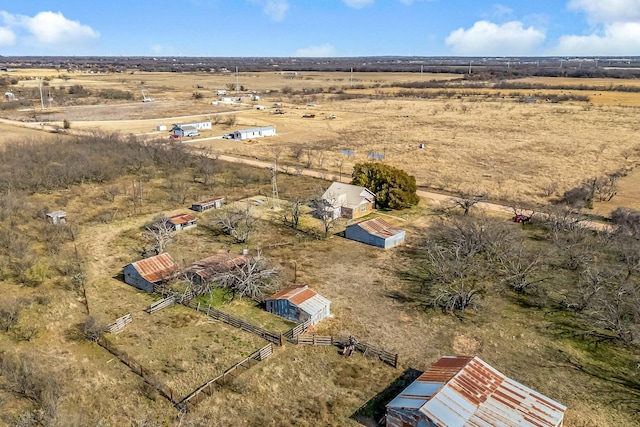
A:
345 217 405 249
168 213 197 231
385 356 566 427
185 253 248 287
191 196 224 212
265 285 331 325
123 253 177 293
321 182 375 220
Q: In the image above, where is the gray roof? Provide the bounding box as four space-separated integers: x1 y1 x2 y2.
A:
322 182 375 209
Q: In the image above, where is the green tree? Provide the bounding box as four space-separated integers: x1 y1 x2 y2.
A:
351 162 419 209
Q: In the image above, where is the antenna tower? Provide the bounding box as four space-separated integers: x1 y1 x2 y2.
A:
269 165 280 210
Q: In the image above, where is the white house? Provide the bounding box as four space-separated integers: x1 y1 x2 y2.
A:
232 126 276 141
321 182 375 220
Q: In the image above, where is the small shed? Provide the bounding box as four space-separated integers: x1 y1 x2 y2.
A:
265 285 331 325
123 253 177 293
385 356 567 427
46 210 67 225
233 126 276 140
168 213 197 231
191 197 224 212
345 217 405 249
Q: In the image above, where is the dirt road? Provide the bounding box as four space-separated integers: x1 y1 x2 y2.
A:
205 151 614 232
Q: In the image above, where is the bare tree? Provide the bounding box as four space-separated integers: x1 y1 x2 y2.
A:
210 253 280 301
283 195 304 230
142 214 173 255
214 204 258 243
497 243 547 294
310 188 340 237
449 189 487 215
0 299 21 333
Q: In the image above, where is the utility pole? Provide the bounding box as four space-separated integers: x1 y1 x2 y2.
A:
236 66 239 94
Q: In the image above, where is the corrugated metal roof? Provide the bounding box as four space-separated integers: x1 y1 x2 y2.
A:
353 217 404 239
322 182 375 209
168 213 196 225
267 285 330 316
388 356 566 427
187 253 247 280
130 253 176 283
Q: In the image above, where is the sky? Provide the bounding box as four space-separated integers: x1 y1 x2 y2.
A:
1 0 640 57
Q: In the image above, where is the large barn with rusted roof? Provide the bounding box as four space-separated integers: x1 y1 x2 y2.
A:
123 253 177 293
385 355 566 427
265 285 331 325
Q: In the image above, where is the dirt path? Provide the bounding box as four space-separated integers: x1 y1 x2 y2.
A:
198 151 615 232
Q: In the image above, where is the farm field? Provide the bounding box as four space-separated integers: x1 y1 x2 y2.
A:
0 68 639 426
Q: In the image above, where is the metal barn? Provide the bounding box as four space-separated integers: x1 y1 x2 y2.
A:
191 197 224 212
168 213 197 231
233 126 276 140
345 217 405 249
123 253 177 293
265 285 331 325
386 356 567 427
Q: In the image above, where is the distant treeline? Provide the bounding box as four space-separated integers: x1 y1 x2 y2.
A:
3 56 640 79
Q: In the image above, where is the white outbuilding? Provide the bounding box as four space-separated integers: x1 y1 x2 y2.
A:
232 126 276 140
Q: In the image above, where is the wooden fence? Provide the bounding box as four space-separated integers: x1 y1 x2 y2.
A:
177 343 273 412
295 334 399 368
283 318 313 342
144 296 175 314
97 335 177 404
105 313 132 334
188 301 283 346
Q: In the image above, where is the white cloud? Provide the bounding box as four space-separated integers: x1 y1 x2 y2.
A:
250 0 289 21
446 21 545 56
0 11 98 48
343 0 374 9
295 43 337 57
568 0 640 24
397 0 435 4
0 26 15 46
20 11 98 45
554 22 640 55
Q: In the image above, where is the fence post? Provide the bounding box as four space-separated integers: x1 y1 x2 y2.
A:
197 302 200 312
394 353 399 368
279 333 284 346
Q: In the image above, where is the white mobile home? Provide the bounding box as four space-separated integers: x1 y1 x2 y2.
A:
172 121 212 131
232 126 276 141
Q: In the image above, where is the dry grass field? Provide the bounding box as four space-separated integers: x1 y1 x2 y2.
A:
5 68 639 210
1 69 640 426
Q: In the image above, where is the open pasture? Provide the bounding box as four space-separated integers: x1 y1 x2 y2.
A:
9 69 636 209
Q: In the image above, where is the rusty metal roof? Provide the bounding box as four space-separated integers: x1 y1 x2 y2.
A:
168 213 197 225
267 285 331 316
388 356 566 427
187 253 248 279
130 253 176 283
354 217 404 239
